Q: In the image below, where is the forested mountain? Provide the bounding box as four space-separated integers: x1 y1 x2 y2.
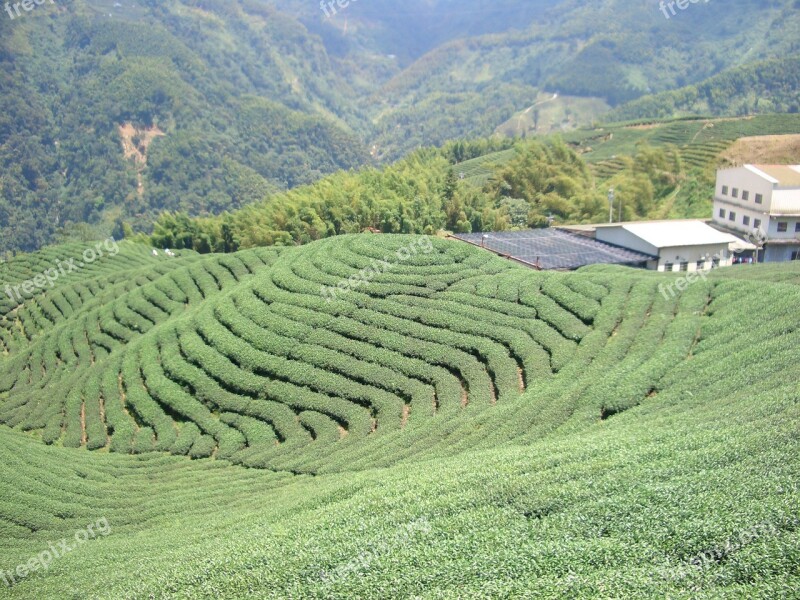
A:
0 0 370 252
607 57 800 122
1 0 799 252
364 0 800 159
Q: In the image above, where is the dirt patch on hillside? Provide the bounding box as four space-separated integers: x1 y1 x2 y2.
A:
720 134 800 166
119 123 166 195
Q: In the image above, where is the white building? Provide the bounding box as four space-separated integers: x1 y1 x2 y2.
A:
593 220 738 272
711 165 800 262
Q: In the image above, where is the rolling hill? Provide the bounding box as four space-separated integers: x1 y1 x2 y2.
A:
0 234 798 597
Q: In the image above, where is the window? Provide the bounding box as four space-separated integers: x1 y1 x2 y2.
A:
664 262 674 272
722 186 729 196
778 222 788 233
697 260 706 270
754 219 761 229
712 257 720 268
729 212 736 222
755 194 763 204
796 222 800 233
743 216 750 226
742 191 749 201
732 188 739 198
679 262 688 272
793 251 800 261
719 208 726 219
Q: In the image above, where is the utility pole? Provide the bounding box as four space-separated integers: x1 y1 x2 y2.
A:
608 188 615 224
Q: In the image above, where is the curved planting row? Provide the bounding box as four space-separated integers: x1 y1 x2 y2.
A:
4 235 699 475
0 242 166 316
0 249 281 431
0 252 207 355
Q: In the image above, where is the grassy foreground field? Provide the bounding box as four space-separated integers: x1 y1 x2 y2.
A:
0 236 798 598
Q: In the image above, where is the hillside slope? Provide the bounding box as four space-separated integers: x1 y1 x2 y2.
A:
3 0 800 252
368 0 800 159
608 56 800 122
0 0 370 252
0 236 798 597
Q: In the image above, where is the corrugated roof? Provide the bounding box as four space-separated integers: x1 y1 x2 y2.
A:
453 229 654 270
618 221 739 249
749 165 800 187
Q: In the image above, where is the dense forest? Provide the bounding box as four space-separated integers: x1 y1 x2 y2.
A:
1 0 799 253
149 138 683 253
0 0 369 252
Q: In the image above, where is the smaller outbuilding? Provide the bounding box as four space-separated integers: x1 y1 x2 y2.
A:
590 220 739 272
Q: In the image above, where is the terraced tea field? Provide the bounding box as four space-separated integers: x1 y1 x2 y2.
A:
1 236 798 598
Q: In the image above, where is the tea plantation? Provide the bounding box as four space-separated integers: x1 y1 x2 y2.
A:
0 236 798 598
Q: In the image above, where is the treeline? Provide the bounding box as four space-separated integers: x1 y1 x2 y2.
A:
608 57 800 122
150 139 683 253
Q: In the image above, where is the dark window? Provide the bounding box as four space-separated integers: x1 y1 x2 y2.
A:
664 262 673 272
697 260 706 270
796 222 800 233
754 219 761 229
722 186 729 195
755 194 763 204
743 216 750 226
719 208 726 218
742 191 750 201
792 251 800 261
712 257 720 268
729 212 736 221
679 262 688 272
778 222 788 233
732 188 739 198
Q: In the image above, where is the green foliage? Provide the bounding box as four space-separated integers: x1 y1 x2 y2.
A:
0 237 798 598
149 138 694 251
609 57 800 122
4 0 800 253
0 1 369 252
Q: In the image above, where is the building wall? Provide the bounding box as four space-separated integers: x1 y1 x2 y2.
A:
764 244 800 262
765 215 800 240
711 167 776 235
657 244 732 272
711 168 800 255
715 167 776 208
596 228 732 271
712 200 768 235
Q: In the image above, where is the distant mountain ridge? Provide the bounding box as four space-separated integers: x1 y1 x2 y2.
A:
1 0 799 251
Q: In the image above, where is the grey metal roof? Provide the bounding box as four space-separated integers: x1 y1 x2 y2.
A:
453 229 655 270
